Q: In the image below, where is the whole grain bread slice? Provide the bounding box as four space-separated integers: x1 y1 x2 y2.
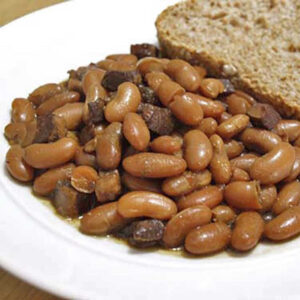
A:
156 0 300 119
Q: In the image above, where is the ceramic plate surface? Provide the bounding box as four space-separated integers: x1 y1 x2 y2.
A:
0 1 298 299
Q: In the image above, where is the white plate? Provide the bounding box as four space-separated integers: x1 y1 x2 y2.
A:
0 1 298 299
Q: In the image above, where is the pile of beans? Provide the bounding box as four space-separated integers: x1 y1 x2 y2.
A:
5 43 300 256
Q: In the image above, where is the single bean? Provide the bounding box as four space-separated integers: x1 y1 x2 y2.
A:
96 122 122 170
53 102 83 130
230 153 259 173
117 191 177 220
138 58 168 76
224 181 262 210
218 112 232 123
6 145 34 182
11 98 35 123
74 147 97 168
165 59 201 92
123 112 150 151
67 78 83 94
178 185 223 210
4 122 27 146
183 129 213 171
193 66 207 79
150 136 182 154
212 205 236 224
82 69 106 93
122 172 161 193
71 166 98 193
231 212 264 251
274 120 300 142
162 170 212 197
185 222 231 255
105 82 141 122
199 78 224 99
217 114 249 140
259 185 277 213
157 80 185 107
197 118 218 137
231 168 250 182
106 54 138 65
123 153 187 178
169 93 203 126
33 163 75 195
80 202 127 235
163 205 212 248
97 59 135 71
84 137 97 153
226 94 251 115
224 140 244 159
264 206 300 241
250 142 296 185
145 71 171 92
209 134 232 184
284 147 300 182
28 83 63 106
24 137 78 169
234 90 257 106
272 181 300 215
240 128 281 153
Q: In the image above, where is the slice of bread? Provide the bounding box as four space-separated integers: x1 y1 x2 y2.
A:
156 0 300 119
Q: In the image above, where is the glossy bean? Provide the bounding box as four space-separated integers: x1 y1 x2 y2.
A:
4 122 27 146
137 58 169 75
11 98 35 123
71 166 98 193
97 59 135 71
106 54 138 65
284 147 300 182
199 78 224 99
226 94 251 115
234 90 257 106
274 120 300 142
28 83 63 106
231 168 250 182
157 80 185 107
145 71 171 92
122 172 161 193
230 153 259 173
197 118 218 137
259 185 277 213
212 205 236 224
150 136 182 154
74 147 97 168
193 66 207 79
224 140 244 159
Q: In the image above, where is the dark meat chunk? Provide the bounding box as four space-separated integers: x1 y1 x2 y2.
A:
130 43 159 59
132 219 164 242
138 84 160 105
79 124 95 145
219 79 235 95
68 63 98 80
141 104 175 135
247 103 281 130
101 70 142 91
87 99 105 124
34 114 67 143
52 180 95 218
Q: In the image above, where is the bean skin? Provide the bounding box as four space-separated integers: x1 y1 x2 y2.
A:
137 58 169 76
163 205 212 248
230 153 259 173
274 120 300 142
157 80 185 107
250 142 296 185
284 147 300 182
80 202 128 235
212 205 236 224
74 147 97 168
224 140 244 159
11 98 35 123
224 181 262 210
150 136 182 154
117 191 177 220
197 118 218 137
24 137 78 169
231 168 250 182
231 212 264 251
28 83 63 106
123 112 150 151
199 78 224 99
226 94 251 115
145 72 171 92
259 185 277 213
71 166 98 194
272 181 300 215
122 172 161 193
177 185 223 210
184 130 213 171
185 222 231 255
123 153 187 178
264 206 300 241
6 145 34 182
106 54 138 65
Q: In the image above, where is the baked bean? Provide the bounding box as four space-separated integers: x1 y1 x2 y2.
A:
82 69 107 98
123 112 150 151
84 138 97 153
71 166 98 193
36 91 80 116
80 202 127 235
250 142 296 185
150 136 182 154
259 185 277 213
117 191 177 220
240 128 281 153
183 130 213 171
217 114 249 140
169 93 203 125
185 222 231 255
231 212 264 251
165 59 201 92
272 181 300 215
187 93 225 118
284 147 300 182
138 58 169 76
264 206 300 241
95 170 121 203
274 120 300 142
145 71 171 92
122 172 161 193
162 170 212 197
178 185 223 210
33 163 75 195
53 102 83 130
163 205 212 248
6 145 34 182
11 98 35 123
230 153 259 173
224 181 262 210
224 140 244 159
212 205 236 224
97 59 135 71
106 54 138 65
67 78 83 94
197 118 218 137
28 83 63 106
231 168 250 182
193 66 207 79
157 80 185 107
105 82 141 122
96 122 122 170
199 78 224 99
24 137 78 169
123 153 186 178
226 94 251 115
209 134 232 184
4 122 27 146
74 147 97 168
234 90 257 106
218 112 232 123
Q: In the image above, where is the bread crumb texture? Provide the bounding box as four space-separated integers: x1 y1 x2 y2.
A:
156 0 300 119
